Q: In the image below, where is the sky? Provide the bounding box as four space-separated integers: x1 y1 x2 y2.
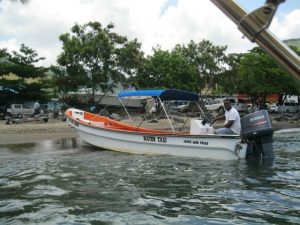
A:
0 0 299 66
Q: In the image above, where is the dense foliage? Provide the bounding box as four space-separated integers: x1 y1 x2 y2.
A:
174 40 227 94
218 46 300 104
55 22 143 103
0 45 48 105
133 40 227 94
134 47 199 92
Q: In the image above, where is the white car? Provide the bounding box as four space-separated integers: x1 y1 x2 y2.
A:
205 97 247 113
228 98 248 112
6 104 34 117
169 101 190 112
277 102 299 113
268 103 278 113
205 99 224 112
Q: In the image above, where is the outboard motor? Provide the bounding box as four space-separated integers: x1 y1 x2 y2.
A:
241 110 274 160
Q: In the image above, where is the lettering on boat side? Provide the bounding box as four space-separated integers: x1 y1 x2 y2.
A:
158 137 167 143
183 139 208 145
143 136 167 143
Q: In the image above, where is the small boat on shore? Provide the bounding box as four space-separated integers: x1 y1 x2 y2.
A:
65 89 275 160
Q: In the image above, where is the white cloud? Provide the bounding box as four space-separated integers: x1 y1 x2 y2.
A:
270 9 300 39
0 38 19 52
0 0 299 66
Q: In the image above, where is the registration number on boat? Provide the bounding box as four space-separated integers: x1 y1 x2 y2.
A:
183 139 208 145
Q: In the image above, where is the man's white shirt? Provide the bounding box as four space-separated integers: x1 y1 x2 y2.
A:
225 107 241 134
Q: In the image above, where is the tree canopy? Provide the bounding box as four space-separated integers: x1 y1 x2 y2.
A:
218 46 300 104
134 40 228 94
55 21 143 102
0 44 48 104
134 47 198 92
174 40 228 94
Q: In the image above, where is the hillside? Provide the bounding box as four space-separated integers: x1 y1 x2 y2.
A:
284 38 300 49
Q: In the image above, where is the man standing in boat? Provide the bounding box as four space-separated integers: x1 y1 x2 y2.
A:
212 98 241 135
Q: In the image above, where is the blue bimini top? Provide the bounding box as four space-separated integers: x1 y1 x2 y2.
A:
117 89 199 101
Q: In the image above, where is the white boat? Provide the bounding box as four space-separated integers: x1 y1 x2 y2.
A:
65 89 275 160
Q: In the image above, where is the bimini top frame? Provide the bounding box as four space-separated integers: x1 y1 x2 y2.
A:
117 89 200 133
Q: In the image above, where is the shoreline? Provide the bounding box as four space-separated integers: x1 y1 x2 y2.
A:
0 119 78 144
0 115 299 145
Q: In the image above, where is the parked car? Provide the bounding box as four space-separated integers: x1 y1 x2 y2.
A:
268 103 278 113
205 97 247 113
277 102 299 113
227 98 248 112
6 104 34 118
169 101 190 112
205 99 224 112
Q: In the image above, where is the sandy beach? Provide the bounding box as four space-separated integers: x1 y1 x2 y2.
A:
0 118 78 144
0 114 299 144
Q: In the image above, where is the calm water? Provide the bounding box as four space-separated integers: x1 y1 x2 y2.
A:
0 133 299 225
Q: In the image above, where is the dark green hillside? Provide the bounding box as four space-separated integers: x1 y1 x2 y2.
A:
284 38 300 49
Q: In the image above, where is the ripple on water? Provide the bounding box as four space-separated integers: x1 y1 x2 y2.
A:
0 136 299 224
0 199 32 213
275 170 300 181
132 197 165 207
59 173 75 178
31 175 55 182
14 169 37 178
68 211 261 225
0 178 21 189
27 185 68 197
12 203 74 225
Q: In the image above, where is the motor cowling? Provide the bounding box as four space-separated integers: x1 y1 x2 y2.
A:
241 110 274 160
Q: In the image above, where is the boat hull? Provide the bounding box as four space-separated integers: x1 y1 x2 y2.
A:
67 116 247 160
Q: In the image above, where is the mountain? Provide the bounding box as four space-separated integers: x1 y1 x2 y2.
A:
283 38 300 49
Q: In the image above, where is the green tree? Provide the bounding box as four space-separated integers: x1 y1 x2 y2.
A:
57 21 143 103
217 53 244 96
134 40 227 94
135 47 198 92
116 38 144 82
174 40 228 94
49 65 77 100
0 44 48 103
0 49 12 75
220 46 300 104
9 44 46 78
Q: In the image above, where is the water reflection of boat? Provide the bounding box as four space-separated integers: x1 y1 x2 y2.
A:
66 89 275 160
